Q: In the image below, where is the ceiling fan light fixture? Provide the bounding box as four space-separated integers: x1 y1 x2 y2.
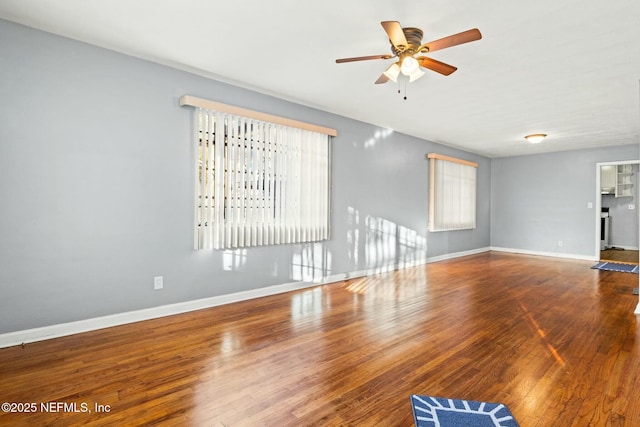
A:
408 68 425 82
524 133 547 144
383 63 401 82
335 22 482 88
400 56 419 76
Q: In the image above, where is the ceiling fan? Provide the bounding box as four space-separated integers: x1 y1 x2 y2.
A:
335 21 482 84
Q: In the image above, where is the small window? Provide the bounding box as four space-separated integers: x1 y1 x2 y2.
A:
428 153 477 232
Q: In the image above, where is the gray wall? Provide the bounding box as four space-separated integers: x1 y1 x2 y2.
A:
0 20 490 334
491 145 639 256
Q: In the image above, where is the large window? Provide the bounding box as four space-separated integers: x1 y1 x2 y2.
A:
428 153 477 232
182 96 335 250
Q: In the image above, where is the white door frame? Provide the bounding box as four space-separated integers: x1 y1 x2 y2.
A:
594 160 640 261
595 159 640 314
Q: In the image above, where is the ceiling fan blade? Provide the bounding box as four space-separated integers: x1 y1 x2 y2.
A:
375 73 390 84
336 54 393 63
417 57 458 76
421 28 482 53
381 21 408 50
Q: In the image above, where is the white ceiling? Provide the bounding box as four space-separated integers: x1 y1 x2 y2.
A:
1 0 639 157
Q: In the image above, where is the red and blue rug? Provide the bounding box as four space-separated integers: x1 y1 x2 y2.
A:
410 395 520 427
591 262 638 274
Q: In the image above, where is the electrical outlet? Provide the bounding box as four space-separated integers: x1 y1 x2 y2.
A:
587 202 593 209
558 241 563 247
629 204 636 210
154 276 163 290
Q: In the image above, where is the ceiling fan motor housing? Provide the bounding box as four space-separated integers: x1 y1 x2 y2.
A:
391 27 424 55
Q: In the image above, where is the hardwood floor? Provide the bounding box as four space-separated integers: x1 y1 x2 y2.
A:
600 249 639 264
1 252 639 426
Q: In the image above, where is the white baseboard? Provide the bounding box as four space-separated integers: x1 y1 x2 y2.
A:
426 246 491 263
490 246 596 261
0 255 430 348
0 279 323 349
0 246 500 349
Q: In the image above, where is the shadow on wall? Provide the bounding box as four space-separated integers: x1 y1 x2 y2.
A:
218 207 427 285
222 249 248 271
220 244 333 282
291 243 332 282
348 206 427 275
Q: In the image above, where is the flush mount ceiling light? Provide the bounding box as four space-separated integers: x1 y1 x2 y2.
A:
524 133 547 144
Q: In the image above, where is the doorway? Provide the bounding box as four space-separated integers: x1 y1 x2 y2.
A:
595 160 640 264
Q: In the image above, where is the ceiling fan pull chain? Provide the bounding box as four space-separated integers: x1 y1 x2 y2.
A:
404 78 408 100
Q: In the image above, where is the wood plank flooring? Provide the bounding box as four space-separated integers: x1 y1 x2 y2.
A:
600 249 639 264
0 252 639 426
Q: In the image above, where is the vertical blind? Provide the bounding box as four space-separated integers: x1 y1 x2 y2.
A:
195 108 331 249
428 153 477 232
